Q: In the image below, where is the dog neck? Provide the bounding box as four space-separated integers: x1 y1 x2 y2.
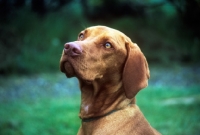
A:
81 109 121 122
78 78 135 119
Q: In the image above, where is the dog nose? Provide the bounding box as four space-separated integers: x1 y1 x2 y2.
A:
64 42 82 56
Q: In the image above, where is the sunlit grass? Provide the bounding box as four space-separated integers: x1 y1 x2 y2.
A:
0 97 81 135
0 84 200 135
137 86 200 135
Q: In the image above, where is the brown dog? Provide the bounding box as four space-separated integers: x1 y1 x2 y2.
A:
60 26 161 135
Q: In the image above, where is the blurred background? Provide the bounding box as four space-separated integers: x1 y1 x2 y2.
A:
0 0 200 134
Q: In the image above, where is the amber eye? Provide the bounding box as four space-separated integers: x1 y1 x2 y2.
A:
79 33 84 40
104 42 112 48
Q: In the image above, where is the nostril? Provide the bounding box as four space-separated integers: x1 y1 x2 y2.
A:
64 43 70 49
73 48 81 55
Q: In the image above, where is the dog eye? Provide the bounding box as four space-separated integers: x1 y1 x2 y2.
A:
104 42 112 48
79 33 84 40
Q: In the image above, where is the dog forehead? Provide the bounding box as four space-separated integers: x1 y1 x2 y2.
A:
85 26 125 38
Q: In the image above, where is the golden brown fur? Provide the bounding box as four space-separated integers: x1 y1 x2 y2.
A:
60 26 161 135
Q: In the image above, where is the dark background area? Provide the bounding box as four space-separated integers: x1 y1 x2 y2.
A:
0 0 200 135
0 0 200 75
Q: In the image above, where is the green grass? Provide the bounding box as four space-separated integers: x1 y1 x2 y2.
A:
0 85 200 135
137 86 200 135
0 97 81 135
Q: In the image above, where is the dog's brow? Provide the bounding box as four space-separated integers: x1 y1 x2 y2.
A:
84 29 88 34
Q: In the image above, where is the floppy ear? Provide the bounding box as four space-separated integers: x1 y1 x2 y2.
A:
123 41 150 99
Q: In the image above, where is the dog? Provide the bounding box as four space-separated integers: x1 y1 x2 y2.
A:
60 26 161 135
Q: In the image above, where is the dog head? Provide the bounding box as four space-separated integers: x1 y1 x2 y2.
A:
60 26 149 98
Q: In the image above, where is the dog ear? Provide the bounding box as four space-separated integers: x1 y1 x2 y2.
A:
123 40 150 99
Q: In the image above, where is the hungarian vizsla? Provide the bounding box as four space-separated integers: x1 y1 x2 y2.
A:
60 26 161 135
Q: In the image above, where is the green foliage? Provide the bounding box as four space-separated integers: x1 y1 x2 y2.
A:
0 2 87 74
0 1 199 75
107 4 199 64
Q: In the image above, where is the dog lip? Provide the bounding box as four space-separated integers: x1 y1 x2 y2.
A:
61 57 95 82
62 60 87 80
84 80 93 84
60 60 75 77
60 61 66 73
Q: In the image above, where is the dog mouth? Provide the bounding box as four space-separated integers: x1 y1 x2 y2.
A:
61 60 94 83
